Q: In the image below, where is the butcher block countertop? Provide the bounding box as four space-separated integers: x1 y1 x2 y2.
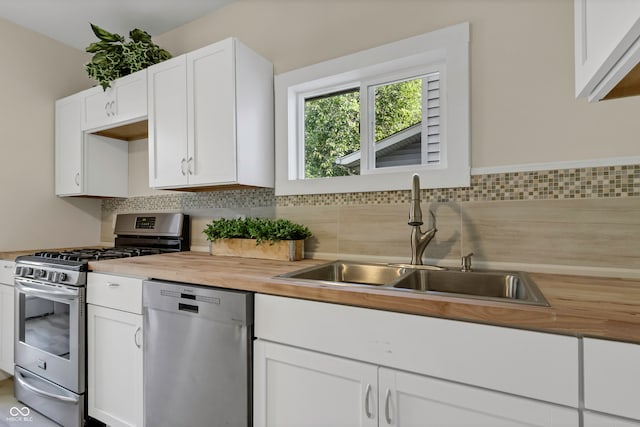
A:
86 251 640 344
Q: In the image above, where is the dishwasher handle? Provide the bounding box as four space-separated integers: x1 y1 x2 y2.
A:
178 302 199 314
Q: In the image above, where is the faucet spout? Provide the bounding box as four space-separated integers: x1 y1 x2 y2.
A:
408 174 437 265
408 174 423 226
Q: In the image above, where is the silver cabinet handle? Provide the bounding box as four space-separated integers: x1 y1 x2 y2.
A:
134 327 142 348
187 156 194 175
364 383 373 419
384 388 393 425
107 282 120 288
105 102 110 117
3 265 12 269
180 158 187 176
110 100 116 116
74 172 80 186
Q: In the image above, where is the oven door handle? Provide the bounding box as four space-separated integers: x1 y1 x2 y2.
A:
15 372 79 404
15 280 79 301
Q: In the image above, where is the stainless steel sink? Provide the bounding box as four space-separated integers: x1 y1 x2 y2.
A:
277 261 549 306
277 261 408 287
392 269 549 306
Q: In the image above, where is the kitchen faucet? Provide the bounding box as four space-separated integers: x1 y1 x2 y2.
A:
408 174 437 265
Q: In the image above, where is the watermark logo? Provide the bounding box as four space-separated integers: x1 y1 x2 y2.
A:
9 407 29 417
5 406 33 423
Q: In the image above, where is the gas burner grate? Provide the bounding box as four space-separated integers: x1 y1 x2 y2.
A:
34 247 162 262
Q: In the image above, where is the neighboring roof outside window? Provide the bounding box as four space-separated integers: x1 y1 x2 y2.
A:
335 123 422 169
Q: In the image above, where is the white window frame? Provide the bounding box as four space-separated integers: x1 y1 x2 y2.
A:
275 22 470 196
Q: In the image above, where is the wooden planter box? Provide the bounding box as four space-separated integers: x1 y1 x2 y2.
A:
208 238 304 261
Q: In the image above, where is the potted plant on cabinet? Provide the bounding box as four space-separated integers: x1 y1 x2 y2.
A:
203 218 312 261
85 23 172 90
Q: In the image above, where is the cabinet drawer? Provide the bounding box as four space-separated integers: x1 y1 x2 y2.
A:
0 261 14 285
87 273 145 314
584 338 640 420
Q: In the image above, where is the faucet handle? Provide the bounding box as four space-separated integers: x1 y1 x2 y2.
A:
461 252 474 272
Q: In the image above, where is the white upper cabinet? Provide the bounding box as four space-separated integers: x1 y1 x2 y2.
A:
147 37 274 190
55 92 128 197
81 69 147 132
575 0 640 101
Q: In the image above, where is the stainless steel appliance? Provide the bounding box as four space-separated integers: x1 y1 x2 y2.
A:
143 280 253 427
13 212 190 427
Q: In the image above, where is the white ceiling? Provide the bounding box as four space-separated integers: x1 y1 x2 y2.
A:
0 0 236 51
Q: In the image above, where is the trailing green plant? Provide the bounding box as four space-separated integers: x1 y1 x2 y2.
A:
203 218 312 245
85 23 172 90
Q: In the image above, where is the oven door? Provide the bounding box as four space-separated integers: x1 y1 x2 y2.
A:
14 278 85 393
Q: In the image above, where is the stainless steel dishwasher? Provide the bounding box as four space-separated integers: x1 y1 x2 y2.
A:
143 280 254 427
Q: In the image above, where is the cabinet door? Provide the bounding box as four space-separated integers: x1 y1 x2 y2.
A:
111 70 147 125
584 338 640 420
584 412 640 427
82 85 113 131
87 304 143 427
187 39 237 185
378 368 578 427
0 283 14 374
254 340 378 427
55 93 83 196
148 55 189 188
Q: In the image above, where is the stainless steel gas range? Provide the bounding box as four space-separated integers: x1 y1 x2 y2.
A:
12 212 189 427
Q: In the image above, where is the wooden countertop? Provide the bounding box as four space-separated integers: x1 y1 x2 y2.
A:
88 251 640 344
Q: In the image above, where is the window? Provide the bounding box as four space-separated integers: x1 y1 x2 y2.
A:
275 22 470 195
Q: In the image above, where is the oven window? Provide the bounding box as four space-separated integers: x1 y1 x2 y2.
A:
19 295 70 360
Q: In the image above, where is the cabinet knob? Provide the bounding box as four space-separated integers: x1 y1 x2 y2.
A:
74 172 80 186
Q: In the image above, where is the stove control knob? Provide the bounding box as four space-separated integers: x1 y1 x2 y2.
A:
14 266 23 276
58 272 67 282
34 269 46 278
25 267 33 276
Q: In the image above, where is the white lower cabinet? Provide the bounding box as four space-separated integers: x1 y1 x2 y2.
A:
583 338 640 423
254 294 580 427
0 283 14 375
0 260 14 375
87 273 144 427
254 340 577 427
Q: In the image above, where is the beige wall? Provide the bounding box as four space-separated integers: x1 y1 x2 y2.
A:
155 0 640 170
0 17 101 251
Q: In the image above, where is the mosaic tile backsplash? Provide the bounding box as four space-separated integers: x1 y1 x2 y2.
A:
102 188 276 213
276 164 640 207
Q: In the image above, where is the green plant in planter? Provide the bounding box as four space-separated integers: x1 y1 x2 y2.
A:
85 23 171 90
203 218 312 245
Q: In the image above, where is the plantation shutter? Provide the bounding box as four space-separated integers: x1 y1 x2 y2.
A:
425 72 441 164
